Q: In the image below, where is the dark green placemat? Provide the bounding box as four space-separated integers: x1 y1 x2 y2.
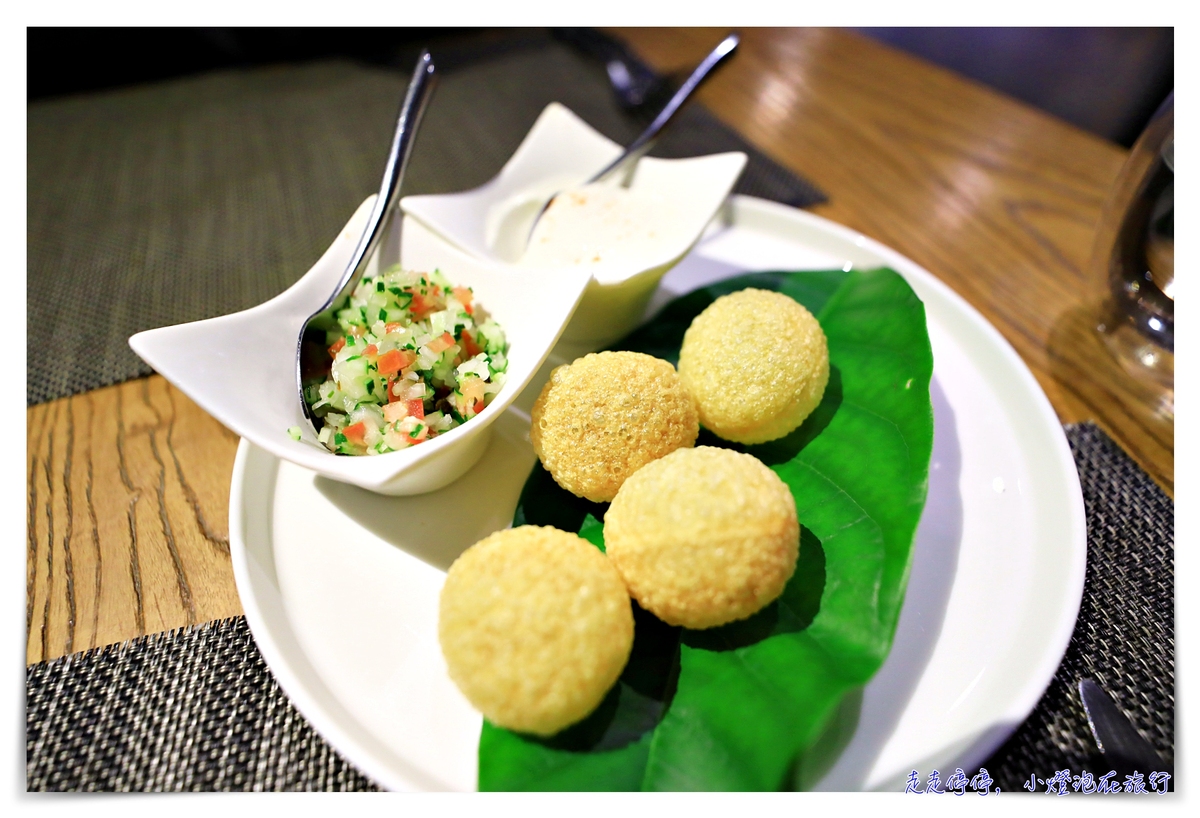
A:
25 423 1173 791
26 33 826 406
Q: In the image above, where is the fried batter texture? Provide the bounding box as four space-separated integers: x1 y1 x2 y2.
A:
678 288 829 444
531 351 699 502
438 526 634 736
605 447 800 629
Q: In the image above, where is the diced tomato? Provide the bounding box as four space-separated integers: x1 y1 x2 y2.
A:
473 399 486 415
452 286 474 314
376 349 415 376
362 344 377 357
385 375 400 403
409 292 436 319
384 322 405 334
406 398 425 420
383 400 407 422
328 337 346 358
343 422 366 445
427 332 455 354
460 329 482 358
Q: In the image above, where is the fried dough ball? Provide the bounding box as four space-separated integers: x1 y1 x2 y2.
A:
438 526 634 736
530 351 699 502
605 447 799 630
678 288 829 445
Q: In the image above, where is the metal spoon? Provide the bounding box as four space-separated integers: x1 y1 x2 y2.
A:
296 50 437 434
523 32 739 249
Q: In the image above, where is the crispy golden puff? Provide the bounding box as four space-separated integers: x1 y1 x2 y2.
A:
605 447 799 630
678 288 829 445
530 351 699 503
438 525 634 736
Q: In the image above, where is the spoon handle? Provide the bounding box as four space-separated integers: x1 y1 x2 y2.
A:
316 50 438 315
589 32 739 185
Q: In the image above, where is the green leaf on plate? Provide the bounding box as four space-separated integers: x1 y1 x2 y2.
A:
479 269 934 791
578 514 606 552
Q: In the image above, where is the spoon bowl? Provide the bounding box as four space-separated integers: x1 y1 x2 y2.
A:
130 200 594 495
520 33 739 248
401 103 746 349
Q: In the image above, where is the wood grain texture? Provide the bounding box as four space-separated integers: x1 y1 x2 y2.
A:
26 28 1173 664
611 27 1172 494
26 377 242 664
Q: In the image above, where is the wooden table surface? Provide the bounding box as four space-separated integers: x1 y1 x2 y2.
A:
26 28 1173 666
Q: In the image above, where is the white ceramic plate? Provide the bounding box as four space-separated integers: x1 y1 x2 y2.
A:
229 196 1086 791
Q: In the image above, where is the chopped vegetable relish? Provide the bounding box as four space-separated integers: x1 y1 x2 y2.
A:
302 265 508 455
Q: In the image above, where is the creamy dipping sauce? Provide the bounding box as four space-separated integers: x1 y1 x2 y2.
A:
520 183 688 282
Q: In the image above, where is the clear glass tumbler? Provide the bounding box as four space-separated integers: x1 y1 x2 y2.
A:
1089 92 1173 414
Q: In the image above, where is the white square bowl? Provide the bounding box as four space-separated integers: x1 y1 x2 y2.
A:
129 198 594 495
401 102 746 349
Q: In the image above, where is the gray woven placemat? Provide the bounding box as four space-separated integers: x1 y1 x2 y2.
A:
26 33 826 407
25 422 1173 791
26 616 378 792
